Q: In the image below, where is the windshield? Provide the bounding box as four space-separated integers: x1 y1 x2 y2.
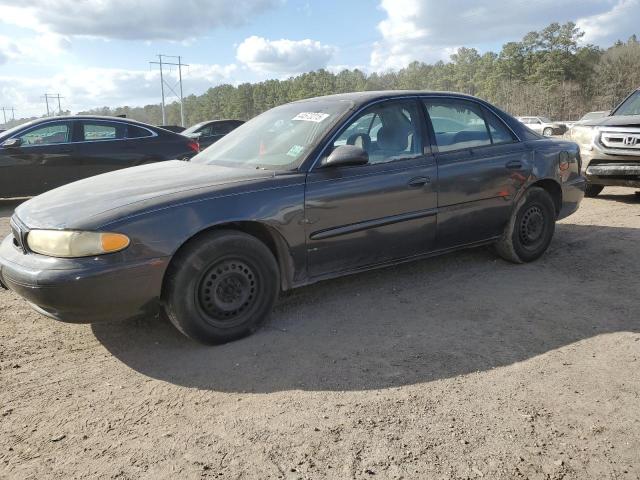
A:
0 120 38 141
581 111 607 121
190 99 354 170
182 122 207 135
614 90 640 116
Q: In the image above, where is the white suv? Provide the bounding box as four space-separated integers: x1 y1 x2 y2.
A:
517 116 567 136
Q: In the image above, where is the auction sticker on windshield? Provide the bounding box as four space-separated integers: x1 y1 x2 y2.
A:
292 112 330 123
287 145 305 157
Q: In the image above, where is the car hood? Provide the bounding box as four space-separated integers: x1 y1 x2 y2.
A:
15 160 275 229
582 114 640 127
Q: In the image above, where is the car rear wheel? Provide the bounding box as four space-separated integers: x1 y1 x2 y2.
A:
162 230 279 344
543 127 553 136
495 187 556 264
584 184 604 198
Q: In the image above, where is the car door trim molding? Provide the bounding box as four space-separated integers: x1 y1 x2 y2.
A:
309 207 437 241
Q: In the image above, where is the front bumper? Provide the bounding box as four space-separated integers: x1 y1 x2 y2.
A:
585 163 640 188
582 144 640 187
0 234 170 324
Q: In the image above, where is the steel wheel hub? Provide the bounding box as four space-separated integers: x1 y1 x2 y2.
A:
519 206 545 245
198 260 257 321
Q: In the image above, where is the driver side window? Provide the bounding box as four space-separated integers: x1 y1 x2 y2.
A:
332 101 423 165
19 123 71 146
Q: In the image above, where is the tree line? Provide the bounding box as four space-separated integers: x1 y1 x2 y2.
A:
32 22 640 126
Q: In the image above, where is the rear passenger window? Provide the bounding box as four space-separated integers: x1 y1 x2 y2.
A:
82 122 125 141
423 100 491 152
127 125 153 139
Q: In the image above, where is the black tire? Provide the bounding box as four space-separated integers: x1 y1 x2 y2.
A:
162 230 280 344
495 187 556 264
543 127 553 137
584 184 604 198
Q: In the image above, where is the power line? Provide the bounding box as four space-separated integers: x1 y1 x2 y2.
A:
149 54 189 126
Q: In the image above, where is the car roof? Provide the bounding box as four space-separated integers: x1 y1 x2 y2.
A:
25 115 158 128
290 90 494 107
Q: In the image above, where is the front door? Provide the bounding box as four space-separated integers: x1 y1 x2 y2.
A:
305 98 438 277
0 120 75 197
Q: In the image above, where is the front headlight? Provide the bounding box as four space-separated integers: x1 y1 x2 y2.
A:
26 230 130 258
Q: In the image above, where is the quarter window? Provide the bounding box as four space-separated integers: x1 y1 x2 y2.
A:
333 101 422 164
19 123 70 146
127 125 153 138
81 122 125 141
484 109 517 144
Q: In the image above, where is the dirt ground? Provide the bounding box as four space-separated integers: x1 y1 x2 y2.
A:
1 187 639 480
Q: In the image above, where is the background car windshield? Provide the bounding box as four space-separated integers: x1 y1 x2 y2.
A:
614 91 640 116
182 122 206 135
191 99 353 170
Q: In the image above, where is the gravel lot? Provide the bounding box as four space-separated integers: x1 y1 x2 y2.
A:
1 188 639 480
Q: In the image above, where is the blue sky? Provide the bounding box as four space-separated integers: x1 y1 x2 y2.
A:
0 0 638 120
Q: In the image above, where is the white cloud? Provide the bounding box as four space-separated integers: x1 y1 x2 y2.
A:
0 64 237 118
578 0 640 44
0 0 283 41
0 37 23 65
370 0 640 70
0 31 71 67
236 36 336 75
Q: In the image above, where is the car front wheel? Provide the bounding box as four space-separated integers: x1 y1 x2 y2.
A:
543 127 553 136
495 187 556 263
163 230 280 344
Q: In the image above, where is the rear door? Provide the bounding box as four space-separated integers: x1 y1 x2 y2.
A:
0 120 76 197
422 97 529 249
305 98 438 277
72 120 161 178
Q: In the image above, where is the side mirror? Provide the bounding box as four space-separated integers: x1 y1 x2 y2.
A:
2 138 21 148
322 145 369 168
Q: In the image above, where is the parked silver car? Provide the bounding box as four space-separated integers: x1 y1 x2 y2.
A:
517 116 567 136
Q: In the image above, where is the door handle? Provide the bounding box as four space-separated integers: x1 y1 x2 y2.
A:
506 160 523 169
408 176 430 188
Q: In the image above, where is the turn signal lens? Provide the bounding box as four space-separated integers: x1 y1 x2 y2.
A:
100 233 130 253
27 230 130 258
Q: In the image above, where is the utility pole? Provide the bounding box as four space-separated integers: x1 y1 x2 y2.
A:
43 93 64 116
149 54 188 127
0 106 15 124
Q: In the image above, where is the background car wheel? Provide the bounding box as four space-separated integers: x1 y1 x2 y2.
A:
543 127 553 136
162 230 280 344
495 186 556 264
584 184 604 198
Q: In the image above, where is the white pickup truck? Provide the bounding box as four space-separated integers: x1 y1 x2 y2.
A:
566 88 640 197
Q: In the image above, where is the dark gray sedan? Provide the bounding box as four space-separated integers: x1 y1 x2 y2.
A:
0 116 200 198
0 91 586 344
